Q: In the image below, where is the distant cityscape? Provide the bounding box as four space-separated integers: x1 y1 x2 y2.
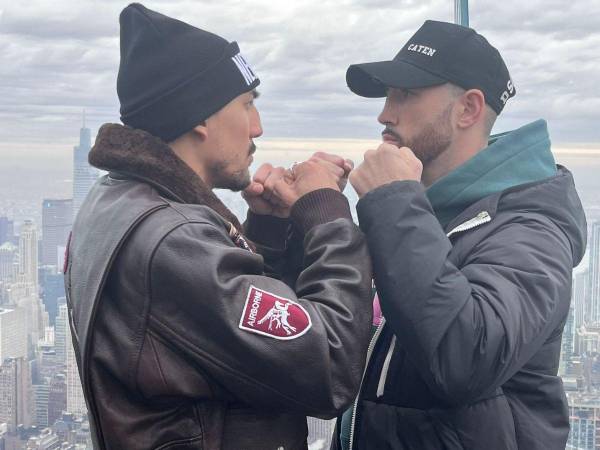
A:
0 120 97 449
0 122 598 449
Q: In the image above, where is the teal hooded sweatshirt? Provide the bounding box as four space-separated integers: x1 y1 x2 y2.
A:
426 119 557 228
339 119 557 450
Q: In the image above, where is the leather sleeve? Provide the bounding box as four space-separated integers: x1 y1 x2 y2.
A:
147 195 373 418
243 212 306 288
243 211 292 281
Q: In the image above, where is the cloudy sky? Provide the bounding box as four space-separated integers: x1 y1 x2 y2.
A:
0 0 599 163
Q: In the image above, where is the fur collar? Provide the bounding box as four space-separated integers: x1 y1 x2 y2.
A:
89 123 242 230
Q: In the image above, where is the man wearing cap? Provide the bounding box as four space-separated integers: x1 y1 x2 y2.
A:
64 4 373 450
333 20 586 449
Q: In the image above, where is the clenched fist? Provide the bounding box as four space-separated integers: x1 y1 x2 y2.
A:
309 151 354 192
272 160 340 207
242 163 292 217
349 143 423 198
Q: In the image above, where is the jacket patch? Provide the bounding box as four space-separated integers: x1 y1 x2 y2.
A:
239 286 311 340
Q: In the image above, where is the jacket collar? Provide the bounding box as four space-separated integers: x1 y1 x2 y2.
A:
443 165 586 267
89 123 243 230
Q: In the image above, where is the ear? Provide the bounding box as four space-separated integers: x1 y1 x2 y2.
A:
456 89 485 130
191 121 209 141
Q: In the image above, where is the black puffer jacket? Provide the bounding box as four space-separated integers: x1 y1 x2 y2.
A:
334 167 586 450
64 124 373 450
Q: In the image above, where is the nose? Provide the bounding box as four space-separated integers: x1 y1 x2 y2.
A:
250 108 263 138
377 96 394 126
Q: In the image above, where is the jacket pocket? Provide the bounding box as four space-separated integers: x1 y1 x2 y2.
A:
358 400 455 449
429 391 518 450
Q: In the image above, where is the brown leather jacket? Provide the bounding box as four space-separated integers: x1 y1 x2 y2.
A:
64 124 373 450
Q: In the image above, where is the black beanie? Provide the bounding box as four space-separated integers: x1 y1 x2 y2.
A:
117 3 260 142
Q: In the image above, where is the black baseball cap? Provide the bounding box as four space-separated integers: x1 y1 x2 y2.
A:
346 20 515 114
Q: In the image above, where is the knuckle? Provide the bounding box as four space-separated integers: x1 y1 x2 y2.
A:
414 158 423 172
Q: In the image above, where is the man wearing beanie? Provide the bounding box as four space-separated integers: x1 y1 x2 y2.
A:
332 21 587 449
64 4 373 450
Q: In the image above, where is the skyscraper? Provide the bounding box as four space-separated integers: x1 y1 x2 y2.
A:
41 199 72 268
0 357 33 430
0 307 28 361
40 267 66 326
568 395 600 449
65 321 86 416
33 383 50 427
72 114 98 220
16 221 46 351
573 267 590 355
48 373 67 426
58 301 86 417
55 302 68 367
18 220 38 294
0 242 17 285
0 217 14 246
560 304 575 377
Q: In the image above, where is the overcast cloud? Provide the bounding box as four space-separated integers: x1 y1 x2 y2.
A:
0 0 599 158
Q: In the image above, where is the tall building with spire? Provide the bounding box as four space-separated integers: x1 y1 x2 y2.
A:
72 112 98 220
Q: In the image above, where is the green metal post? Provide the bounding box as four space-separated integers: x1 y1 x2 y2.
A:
454 0 469 27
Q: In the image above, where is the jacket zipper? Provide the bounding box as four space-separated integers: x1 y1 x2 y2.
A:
348 318 386 450
446 211 491 238
348 211 493 448
376 335 396 397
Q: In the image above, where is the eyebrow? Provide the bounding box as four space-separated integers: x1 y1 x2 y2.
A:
251 89 260 99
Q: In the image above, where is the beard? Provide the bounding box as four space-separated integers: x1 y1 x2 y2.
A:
384 103 454 165
210 141 255 192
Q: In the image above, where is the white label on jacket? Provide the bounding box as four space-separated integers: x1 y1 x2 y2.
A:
239 285 312 340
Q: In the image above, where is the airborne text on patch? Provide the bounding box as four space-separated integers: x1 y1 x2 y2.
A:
239 286 312 340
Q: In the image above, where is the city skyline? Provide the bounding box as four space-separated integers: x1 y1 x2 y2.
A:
0 0 599 166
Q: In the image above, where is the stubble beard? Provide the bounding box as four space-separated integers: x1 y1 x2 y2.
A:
210 142 255 192
391 103 454 166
